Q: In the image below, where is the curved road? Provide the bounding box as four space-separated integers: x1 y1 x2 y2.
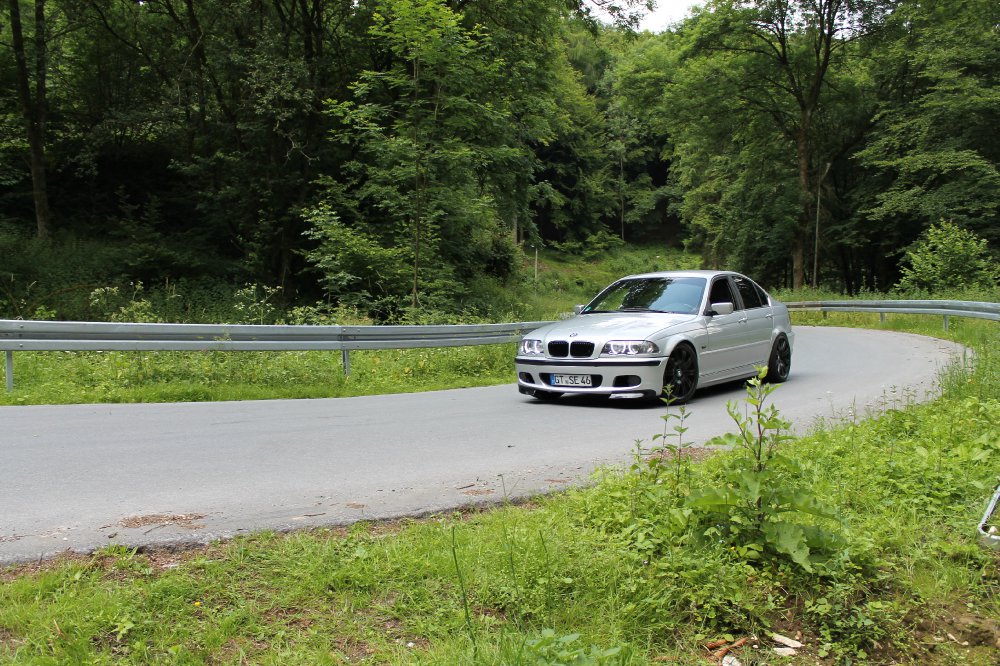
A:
1 327 964 564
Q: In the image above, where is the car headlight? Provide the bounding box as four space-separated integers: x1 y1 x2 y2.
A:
601 340 659 356
519 338 545 355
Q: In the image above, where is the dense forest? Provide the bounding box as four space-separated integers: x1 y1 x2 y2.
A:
1 0 998 322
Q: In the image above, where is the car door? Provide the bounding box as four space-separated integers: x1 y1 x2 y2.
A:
731 275 774 368
701 276 746 379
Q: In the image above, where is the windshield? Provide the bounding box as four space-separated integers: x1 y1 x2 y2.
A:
582 277 707 315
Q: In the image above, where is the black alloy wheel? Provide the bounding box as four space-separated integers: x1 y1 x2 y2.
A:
663 344 699 404
766 335 791 383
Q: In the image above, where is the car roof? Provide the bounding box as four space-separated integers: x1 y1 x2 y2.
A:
617 270 739 280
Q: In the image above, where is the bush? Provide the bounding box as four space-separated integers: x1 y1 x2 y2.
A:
895 221 999 294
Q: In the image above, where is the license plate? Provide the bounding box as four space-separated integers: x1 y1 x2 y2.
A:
551 374 592 387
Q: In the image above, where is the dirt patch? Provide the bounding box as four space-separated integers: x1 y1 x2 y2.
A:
118 513 206 530
462 489 495 496
376 615 430 651
646 446 718 464
918 615 1000 649
906 607 1000 665
0 626 21 650
334 637 375 662
1 551 88 582
142 549 191 571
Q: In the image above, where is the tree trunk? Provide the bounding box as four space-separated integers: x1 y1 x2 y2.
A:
8 0 51 238
411 58 422 309
791 235 805 291
793 122 813 290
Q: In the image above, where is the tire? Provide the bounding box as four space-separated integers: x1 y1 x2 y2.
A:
533 389 563 401
662 343 699 404
766 334 791 383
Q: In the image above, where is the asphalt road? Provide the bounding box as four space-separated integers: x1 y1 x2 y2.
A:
1 326 965 564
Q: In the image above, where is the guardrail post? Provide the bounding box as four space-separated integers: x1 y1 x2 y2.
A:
5 351 12 392
943 315 950 331
342 349 351 376
880 313 886 324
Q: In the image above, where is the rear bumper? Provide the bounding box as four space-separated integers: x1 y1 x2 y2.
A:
514 356 668 396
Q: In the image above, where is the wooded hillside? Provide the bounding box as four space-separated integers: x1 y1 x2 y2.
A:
2 0 997 319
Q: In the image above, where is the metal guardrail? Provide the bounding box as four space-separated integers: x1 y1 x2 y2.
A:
785 299 1000 330
2 300 996 391
0 319 551 391
979 484 1000 551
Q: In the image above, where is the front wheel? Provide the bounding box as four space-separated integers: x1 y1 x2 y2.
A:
766 335 791 383
662 344 699 404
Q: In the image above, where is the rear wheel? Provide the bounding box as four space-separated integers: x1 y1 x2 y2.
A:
662 344 699 404
766 335 791 383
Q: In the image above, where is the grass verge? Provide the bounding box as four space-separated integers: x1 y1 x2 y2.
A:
0 344 516 406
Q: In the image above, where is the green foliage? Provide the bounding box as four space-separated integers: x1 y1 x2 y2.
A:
895 220 999 294
231 283 283 325
2 316 1000 663
0 230 129 320
522 629 622 665
690 372 842 573
314 0 532 315
652 0 891 288
302 204 411 314
1 0 997 305
550 229 625 260
859 0 1000 247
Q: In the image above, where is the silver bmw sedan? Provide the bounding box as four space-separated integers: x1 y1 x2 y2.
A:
515 270 794 403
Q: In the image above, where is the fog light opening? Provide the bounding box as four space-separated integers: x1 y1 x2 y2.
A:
612 375 642 388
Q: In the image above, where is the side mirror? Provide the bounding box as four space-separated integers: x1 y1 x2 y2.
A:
573 304 585 315
710 302 735 316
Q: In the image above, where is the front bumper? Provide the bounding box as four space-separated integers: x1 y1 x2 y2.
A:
515 356 668 397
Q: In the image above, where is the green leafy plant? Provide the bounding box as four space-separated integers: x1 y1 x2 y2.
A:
232 283 282 325
652 402 693 502
521 629 622 665
550 230 625 260
895 220 999 294
688 370 841 571
301 204 411 317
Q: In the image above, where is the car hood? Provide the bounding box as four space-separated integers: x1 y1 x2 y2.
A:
527 312 700 343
